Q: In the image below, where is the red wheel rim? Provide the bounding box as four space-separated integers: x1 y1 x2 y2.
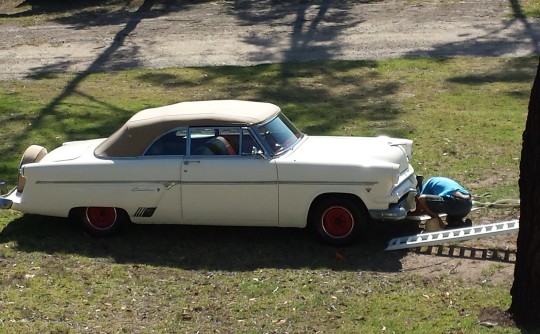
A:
86 207 117 229
321 206 354 238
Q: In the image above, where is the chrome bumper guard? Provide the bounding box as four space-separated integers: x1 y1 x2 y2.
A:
0 197 12 209
369 188 417 221
0 182 13 209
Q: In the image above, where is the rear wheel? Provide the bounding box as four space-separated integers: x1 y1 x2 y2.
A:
80 207 126 237
311 197 368 246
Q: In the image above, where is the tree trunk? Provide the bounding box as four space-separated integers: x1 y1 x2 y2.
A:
509 58 540 326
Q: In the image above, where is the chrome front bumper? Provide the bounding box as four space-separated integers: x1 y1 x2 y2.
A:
368 189 417 221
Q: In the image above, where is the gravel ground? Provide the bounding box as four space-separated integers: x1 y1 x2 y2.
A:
0 0 539 79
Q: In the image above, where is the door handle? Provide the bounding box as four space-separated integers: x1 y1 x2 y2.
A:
183 160 201 165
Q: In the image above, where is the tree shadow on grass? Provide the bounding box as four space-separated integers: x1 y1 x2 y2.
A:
447 57 537 86
1 0 158 176
137 60 407 137
0 0 207 24
0 213 418 272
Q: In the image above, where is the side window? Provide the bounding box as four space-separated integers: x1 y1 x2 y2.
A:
144 128 187 156
189 127 241 156
241 129 263 155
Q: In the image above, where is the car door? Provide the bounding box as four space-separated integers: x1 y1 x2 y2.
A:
133 127 187 224
181 127 279 226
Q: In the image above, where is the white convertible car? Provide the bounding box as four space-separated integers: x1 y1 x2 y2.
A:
0 100 417 245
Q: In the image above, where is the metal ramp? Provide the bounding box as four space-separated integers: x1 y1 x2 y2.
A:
385 220 519 251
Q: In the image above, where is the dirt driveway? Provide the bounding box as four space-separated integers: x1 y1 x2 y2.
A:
0 0 539 79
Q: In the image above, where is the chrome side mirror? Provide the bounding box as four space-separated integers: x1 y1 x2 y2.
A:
251 147 267 159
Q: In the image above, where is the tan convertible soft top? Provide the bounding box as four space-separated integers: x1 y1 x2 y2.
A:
95 100 281 157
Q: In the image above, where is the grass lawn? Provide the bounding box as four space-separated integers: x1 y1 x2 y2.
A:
0 57 535 333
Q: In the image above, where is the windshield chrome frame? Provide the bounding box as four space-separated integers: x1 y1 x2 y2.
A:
253 112 304 157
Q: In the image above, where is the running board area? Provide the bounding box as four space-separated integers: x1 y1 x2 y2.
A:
385 220 519 251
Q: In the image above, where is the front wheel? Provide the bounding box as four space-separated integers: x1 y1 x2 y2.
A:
311 198 368 246
80 207 127 237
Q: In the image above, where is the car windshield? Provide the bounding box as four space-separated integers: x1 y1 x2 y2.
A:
257 113 303 154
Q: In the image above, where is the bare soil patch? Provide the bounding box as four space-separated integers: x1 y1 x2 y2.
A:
478 307 517 329
398 208 519 282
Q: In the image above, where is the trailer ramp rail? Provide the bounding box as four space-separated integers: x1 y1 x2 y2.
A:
385 220 519 251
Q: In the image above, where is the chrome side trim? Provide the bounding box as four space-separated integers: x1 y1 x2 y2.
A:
280 181 377 186
183 181 377 186
183 181 278 186
35 180 182 185
35 180 377 187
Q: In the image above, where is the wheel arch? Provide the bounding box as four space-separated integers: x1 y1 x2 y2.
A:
307 192 372 245
69 206 131 220
307 192 368 227
69 206 131 237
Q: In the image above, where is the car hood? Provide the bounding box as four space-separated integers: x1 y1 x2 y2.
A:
40 139 106 163
282 135 412 172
